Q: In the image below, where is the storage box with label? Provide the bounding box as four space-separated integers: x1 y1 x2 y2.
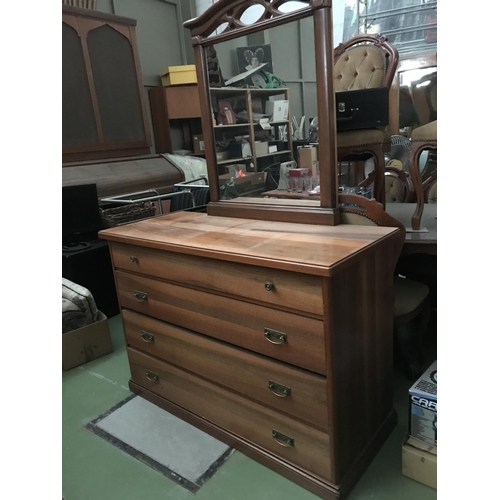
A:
409 360 437 446
193 135 205 154
265 100 289 121
160 65 197 86
402 434 437 489
62 311 113 370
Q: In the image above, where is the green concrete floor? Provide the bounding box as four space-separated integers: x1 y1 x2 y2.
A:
62 315 437 500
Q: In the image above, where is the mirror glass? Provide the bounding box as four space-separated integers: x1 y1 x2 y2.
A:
204 17 320 205
398 63 437 204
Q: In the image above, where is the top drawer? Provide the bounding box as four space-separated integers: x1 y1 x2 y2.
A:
110 242 323 317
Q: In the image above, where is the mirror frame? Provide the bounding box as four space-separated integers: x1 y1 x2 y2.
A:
184 0 340 225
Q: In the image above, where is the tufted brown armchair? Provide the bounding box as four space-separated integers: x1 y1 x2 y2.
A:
334 34 399 208
408 73 437 230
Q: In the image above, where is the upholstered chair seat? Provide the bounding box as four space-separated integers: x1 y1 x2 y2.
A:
338 193 431 379
411 120 437 142
336 128 391 148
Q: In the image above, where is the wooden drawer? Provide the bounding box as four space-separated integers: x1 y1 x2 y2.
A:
123 309 328 429
110 242 323 317
116 271 326 375
128 348 331 480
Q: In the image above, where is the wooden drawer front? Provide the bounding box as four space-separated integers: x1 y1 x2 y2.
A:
111 242 323 316
123 309 328 429
116 271 326 375
128 348 331 480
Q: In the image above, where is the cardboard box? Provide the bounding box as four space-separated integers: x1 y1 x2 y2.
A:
409 360 437 446
229 141 252 159
402 434 437 489
299 146 318 177
255 141 269 156
161 65 197 86
216 151 230 161
62 311 113 370
193 135 205 154
265 100 289 121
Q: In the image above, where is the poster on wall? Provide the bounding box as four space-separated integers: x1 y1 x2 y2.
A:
236 44 274 74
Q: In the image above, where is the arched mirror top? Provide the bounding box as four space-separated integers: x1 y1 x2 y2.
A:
185 0 325 45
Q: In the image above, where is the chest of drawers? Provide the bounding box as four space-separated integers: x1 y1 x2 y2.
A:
100 211 400 499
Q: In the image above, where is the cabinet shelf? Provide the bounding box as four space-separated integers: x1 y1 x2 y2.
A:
257 150 292 159
214 123 250 129
218 157 253 165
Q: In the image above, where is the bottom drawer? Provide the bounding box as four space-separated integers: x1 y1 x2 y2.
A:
128 347 332 480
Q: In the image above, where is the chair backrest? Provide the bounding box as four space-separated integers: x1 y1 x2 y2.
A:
358 166 414 203
333 34 399 92
339 193 406 270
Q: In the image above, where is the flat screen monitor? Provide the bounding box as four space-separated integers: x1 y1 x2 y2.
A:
62 183 101 245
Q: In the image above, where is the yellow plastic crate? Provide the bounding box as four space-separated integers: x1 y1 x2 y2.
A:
161 65 197 86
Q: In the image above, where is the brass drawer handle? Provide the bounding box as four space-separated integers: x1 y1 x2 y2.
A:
130 256 138 263
146 370 159 382
269 381 291 398
264 281 274 291
264 328 287 345
272 430 294 447
134 290 148 302
141 331 154 343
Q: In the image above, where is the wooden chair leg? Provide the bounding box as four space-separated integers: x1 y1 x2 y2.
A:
373 148 386 208
409 143 426 230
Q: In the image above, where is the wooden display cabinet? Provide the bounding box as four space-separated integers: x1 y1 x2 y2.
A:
62 5 152 163
210 87 293 173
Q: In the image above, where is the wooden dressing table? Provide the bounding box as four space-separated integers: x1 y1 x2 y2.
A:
100 2 404 498
100 211 400 500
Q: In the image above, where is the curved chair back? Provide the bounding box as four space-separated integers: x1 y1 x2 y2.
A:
333 34 399 91
339 193 406 270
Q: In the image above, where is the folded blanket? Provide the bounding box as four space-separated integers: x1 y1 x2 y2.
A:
62 278 99 334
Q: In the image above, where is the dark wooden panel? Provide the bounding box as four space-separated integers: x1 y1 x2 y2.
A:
87 24 146 143
62 22 98 145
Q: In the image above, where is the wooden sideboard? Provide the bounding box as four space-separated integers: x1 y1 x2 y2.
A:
100 211 401 500
149 85 203 154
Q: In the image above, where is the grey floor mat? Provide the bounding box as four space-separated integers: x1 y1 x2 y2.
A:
86 394 234 492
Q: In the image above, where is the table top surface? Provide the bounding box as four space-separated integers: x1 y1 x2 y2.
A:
262 190 437 250
385 203 437 249
100 211 397 276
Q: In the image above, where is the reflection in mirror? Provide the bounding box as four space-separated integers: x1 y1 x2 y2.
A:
205 18 319 204
398 65 437 205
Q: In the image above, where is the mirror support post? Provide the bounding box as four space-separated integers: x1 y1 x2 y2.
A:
194 40 221 203
313 7 339 215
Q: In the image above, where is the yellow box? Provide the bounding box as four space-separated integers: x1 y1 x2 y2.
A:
161 65 197 86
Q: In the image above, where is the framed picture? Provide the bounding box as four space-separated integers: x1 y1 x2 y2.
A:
236 44 274 74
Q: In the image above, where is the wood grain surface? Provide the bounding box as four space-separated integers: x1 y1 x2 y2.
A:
116 271 326 374
123 310 328 429
100 212 397 276
128 347 332 479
